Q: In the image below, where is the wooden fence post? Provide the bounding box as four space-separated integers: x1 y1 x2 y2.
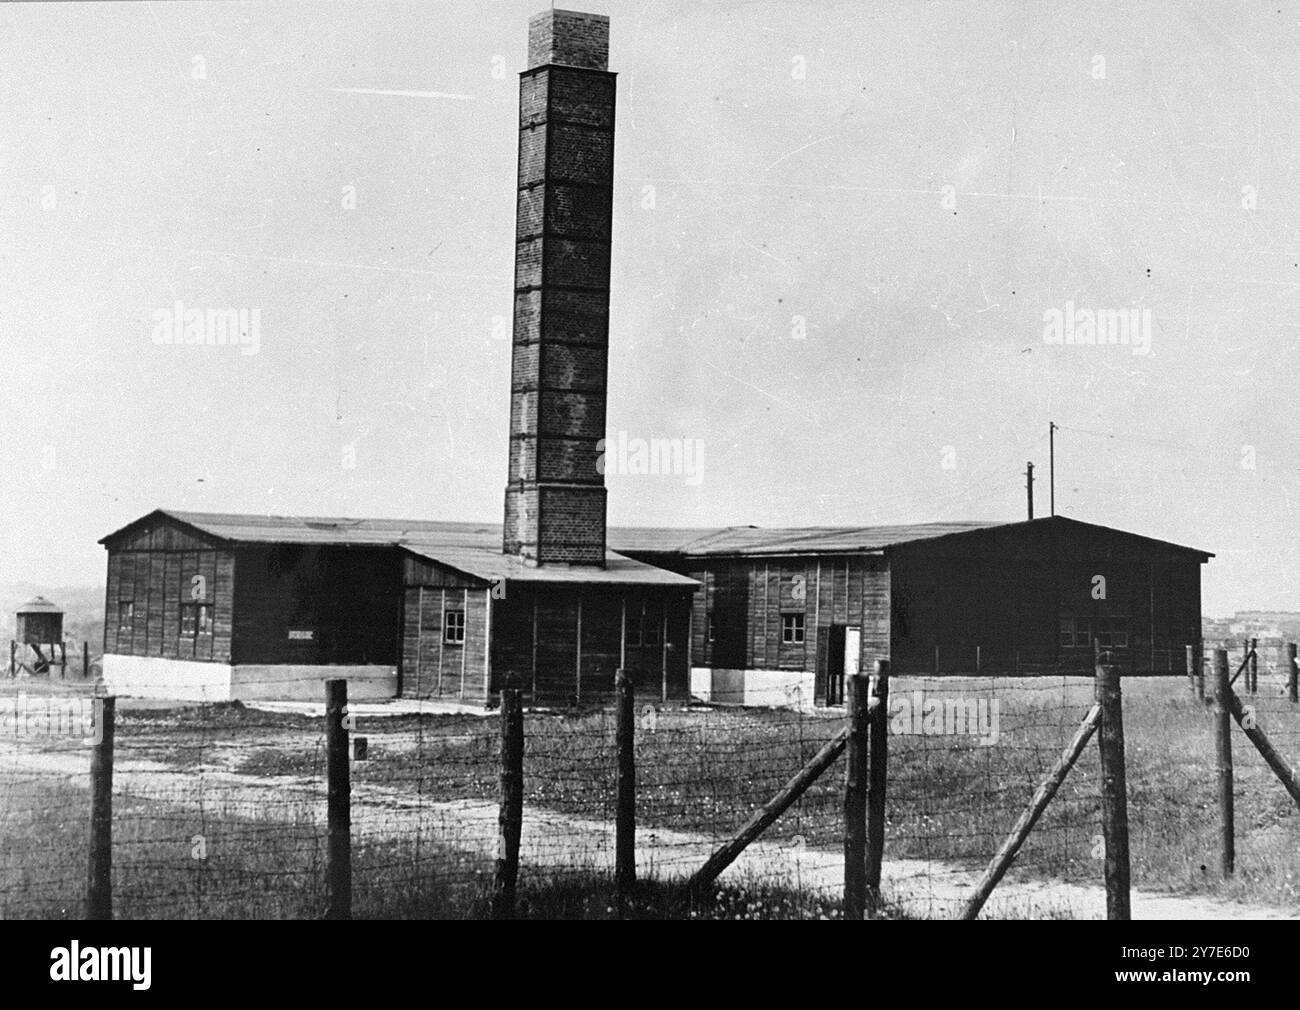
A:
1249 638 1258 695
1196 642 1206 704
82 641 90 680
1186 644 1196 699
87 695 115 920
1095 657 1130 920
1288 642 1298 705
614 669 636 916
1213 648 1234 877
866 658 890 908
325 679 351 920
493 680 524 919
843 672 870 919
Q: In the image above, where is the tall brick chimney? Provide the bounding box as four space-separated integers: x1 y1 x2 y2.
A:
503 9 614 566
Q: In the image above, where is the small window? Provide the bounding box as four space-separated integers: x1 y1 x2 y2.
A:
1060 614 1094 649
444 609 465 645
1111 617 1129 649
706 612 716 644
181 603 212 637
781 612 805 645
118 601 135 634
1097 616 1128 649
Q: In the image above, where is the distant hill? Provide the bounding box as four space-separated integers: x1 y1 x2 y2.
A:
1 582 104 649
1204 611 1300 643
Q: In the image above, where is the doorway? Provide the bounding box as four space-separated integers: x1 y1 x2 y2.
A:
823 624 861 706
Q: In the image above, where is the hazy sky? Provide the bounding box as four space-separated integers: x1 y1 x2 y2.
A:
1 1 1297 614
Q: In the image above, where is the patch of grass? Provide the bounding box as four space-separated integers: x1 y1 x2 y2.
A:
0 779 859 919
6 678 1298 917
510 873 850 920
0 778 493 919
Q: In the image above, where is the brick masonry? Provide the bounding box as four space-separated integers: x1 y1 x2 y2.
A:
527 9 609 71
504 9 617 565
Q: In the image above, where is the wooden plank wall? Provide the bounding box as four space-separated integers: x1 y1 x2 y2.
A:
690 561 750 669
888 523 1208 676
231 545 400 666
488 584 534 693
103 546 234 662
400 586 489 701
686 553 891 688
580 591 623 696
485 585 691 704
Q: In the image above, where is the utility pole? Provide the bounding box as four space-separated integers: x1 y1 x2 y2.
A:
1049 422 1057 516
1025 461 1034 520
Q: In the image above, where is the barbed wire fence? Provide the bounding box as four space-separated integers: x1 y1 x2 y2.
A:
1 643 1298 920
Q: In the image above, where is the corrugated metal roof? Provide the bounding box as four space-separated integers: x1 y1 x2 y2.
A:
150 511 497 546
401 543 697 587
665 521 1003 556
612 518 1212 558
104 510 1212 571
604 526 735 553
145 511 697 587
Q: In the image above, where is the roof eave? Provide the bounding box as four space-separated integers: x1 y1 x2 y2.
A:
99 508 234 547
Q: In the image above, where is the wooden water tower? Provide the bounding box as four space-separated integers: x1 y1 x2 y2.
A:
10 596 66 676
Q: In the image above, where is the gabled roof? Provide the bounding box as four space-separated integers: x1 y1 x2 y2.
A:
607 516 1212 560
100 510 697 588
603 526 736 553
635 521 1003 556
100 509 1213 576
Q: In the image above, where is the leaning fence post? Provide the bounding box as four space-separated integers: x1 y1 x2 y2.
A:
325 679 352 920
689 727 851 897
614 669 636 916
87 695 115 920
866 658 890 909
1213 648 1234 877
1094 656 1130 920
960 702 1100 920
843 671 870 919
1288 643 1298 705
493 678 524 919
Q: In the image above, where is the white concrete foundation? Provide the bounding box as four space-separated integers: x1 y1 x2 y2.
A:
690 667 818 710
102 654 397 702
230 665 396 701
103 655 233 701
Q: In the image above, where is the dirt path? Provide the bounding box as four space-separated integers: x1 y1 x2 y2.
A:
3 742 1292 920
